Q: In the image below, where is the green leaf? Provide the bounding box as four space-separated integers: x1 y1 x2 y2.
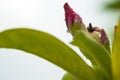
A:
62 73 74 80
0 28 100 80
112 18 120 80
71 31 112 80
106 0 120 10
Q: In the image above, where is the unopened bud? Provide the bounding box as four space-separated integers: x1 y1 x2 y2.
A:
87 23 100 41
64 3 87 35
100 29 110 45
87 23 110 45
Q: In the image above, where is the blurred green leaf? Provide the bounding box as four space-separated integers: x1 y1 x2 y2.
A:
71 31 112 80
0 28 100 80
105 0 120 11
112 17 120 80
62 73 74 80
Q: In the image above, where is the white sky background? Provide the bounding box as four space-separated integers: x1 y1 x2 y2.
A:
0 0 118 80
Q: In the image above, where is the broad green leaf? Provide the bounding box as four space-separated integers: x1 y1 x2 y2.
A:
62 73 74 80
112 18 120 80
0 28 100 80
71 31 112 80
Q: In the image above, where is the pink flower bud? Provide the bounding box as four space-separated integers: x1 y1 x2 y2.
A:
87 23 110 45
64 3 82 31
100 29 110 45
87 23 101 41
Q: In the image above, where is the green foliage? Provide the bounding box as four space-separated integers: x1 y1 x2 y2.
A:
0 19 120 80
71 31 112 80
62 73 74 80
0 28 99 80
105 0 120 11
112 18 120 80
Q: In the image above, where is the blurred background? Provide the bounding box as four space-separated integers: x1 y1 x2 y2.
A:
0 0 119 80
